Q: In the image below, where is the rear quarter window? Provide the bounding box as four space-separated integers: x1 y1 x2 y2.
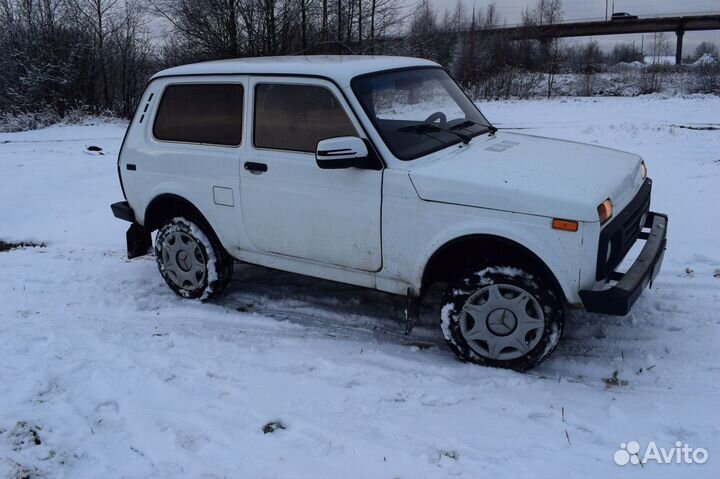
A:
153 84 244 146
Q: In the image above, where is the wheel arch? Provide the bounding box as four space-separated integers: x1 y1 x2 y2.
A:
143 194 233 258
145 194 208 231
420 234 567 303
145 192 240 263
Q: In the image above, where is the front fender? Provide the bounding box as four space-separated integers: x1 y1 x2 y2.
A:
412 211 584 304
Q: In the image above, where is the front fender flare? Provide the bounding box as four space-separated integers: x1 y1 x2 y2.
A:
413 218 583 304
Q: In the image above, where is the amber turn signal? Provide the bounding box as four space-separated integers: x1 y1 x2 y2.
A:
597 199 613 224
640 160 647 179
552 218 579 232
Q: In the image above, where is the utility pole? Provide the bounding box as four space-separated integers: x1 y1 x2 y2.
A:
605 0 608 21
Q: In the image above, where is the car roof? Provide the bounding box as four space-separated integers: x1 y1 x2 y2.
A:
151 55 440 87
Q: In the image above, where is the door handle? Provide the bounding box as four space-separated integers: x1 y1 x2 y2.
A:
244 162 268 173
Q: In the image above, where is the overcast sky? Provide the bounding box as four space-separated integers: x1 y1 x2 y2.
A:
429 0 720 54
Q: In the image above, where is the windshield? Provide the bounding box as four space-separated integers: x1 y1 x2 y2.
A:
351 68 493 161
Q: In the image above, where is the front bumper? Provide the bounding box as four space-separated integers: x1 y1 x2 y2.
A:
579 212 667 316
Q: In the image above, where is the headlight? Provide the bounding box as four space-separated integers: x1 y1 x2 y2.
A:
597 199 613 224
640 161 647 179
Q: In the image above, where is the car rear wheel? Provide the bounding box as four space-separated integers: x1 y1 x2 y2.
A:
154 217 233 300
440 267 564 371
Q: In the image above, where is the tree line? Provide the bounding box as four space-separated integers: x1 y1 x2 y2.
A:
0 0 405 121
1 0 718 124
0 0 152 118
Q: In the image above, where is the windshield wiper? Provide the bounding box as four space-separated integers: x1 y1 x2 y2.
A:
450 120 498 135
397 123 472 144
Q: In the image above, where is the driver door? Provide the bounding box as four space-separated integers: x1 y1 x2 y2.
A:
239 77 383 272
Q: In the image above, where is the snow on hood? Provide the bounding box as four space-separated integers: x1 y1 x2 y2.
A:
408 132 644 222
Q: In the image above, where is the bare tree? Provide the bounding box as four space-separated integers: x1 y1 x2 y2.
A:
111 0 153 116
67 0 123 107
367 0 401 53
641 32 671 93
407 0 437 60
523 0 564 97
610 42 642 64
694 41 718 61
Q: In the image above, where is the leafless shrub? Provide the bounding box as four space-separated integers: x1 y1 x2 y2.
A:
691 63 720 94
474 69 543 100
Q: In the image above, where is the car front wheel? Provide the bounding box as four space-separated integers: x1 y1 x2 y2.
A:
441 267 564 371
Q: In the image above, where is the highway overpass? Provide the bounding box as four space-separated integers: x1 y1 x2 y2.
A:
483 15 720 64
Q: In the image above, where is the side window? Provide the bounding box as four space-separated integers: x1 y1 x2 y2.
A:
153 84 244 146
254 83 357 153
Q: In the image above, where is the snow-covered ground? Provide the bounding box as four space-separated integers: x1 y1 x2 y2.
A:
1 96 719 478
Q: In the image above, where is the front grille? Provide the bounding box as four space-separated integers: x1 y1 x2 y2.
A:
596 178 652 281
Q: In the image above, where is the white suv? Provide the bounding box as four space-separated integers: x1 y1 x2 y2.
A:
111 56 667 370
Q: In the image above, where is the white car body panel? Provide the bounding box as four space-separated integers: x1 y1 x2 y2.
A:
117 56 651 308
119 75 248 254
408 132 644 221
238 76 382 272
378 170 585 302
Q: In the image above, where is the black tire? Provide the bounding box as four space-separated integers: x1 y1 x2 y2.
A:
440 266 564 371
154 217 233 300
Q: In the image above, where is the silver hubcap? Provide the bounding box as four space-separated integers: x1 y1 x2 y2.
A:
460 284 545 361
160 231 207 291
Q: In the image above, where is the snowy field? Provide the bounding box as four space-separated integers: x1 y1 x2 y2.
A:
1 96 719 478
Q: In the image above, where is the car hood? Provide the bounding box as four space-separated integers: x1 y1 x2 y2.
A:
408 132 644 222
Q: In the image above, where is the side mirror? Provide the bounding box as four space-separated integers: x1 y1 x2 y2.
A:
316 136 369 169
